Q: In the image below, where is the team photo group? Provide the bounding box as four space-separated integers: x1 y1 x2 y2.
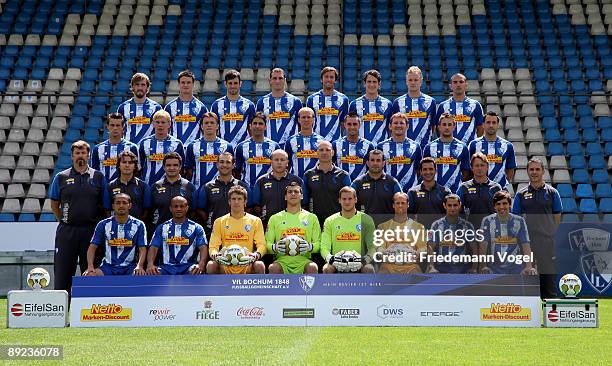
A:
49 65 562 297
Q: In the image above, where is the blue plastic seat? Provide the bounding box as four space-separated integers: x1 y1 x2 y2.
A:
576 184 594 198
579 199 598 213
569 155 586 169
556 184 573 198
0 214 15 222
572 169 589 183
589 155 606 170
18 214 36 222
586 142 603 156
600 198 612 213
582 214 601 223
561 198 578 213
566 142 583 156
595 184 612 198
592 170 609 184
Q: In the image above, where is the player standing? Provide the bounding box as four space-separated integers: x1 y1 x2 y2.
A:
90 113 138 181
423 113 470 193
285 107 324 180
468 111 516 189
84 194 147 276
307 66 349 142
164 70 208 144
377 112 422 190
348 69 392 145
332 112 375 181
435 73 484 145
234 112 281 189
256 68 302 145
117 72 162 144
391 66 437 149
184 112 233 188
266 182 320 274
211 69 256 147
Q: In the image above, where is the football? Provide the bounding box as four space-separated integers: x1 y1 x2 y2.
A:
284 235 302 256
27 267 50 290
559 273 582 298
223 245 247 266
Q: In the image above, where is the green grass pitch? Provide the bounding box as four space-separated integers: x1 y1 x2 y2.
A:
1 298 610 365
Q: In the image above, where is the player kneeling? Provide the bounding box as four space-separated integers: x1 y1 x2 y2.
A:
321 187 376 273
479 191 537 275
266 183 320 274
207 186 266 274
146 196 208 275
83 193 148 276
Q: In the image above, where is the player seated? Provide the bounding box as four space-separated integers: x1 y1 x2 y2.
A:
266 183 320 274
479 191 537 275
207 186 266 274
427 194 477 274
146 196 208 275
83 193 147 276
321 187 376 273
376 192 427 274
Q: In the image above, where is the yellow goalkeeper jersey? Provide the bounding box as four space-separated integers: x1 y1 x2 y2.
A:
376 217 427 252
209 212 267 257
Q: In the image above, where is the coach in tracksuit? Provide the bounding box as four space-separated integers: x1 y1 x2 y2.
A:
49 140 110 292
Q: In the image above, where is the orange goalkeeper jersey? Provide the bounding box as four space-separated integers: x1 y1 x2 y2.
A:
209 212 267 257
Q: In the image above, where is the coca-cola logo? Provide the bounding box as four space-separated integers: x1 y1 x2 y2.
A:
237 307 264 319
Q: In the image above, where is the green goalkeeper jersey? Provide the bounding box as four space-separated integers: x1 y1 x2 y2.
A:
265 209 321 259
320 211 375 261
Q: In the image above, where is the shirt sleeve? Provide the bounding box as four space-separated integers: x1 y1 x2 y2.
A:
301 175 310 206
339 96 349 122
407 189 416 214
252 180 262 206
390 98 399 115
138 142 146 171
552 189 563 214
511 192 522 214
468 140 476 158
393 180 402 193
136 222 148 248
90 145 100 171
143 182 152 209
129 143 139 159
49 173 61 200
433 102 443 127
348 100 357 114
474 101 484 126
320 216 333 260
196 186 208 210
460 144 471 171
195 225 207 248
100 176 111 209
176 141 186 163
184 143 196 169
362 214 375 259
480 218 490 245
150 225 163 248
309 214 322 254
518 217 530 245
245 102 255 125
505 143 517 170
265 214 278 254
253 218 267 256
255 97 264 112
209 218 223 255
90 221 104 246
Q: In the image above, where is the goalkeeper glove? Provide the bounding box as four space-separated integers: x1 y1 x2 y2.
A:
297 239 313 254
215 255 232 266
273 238 287 254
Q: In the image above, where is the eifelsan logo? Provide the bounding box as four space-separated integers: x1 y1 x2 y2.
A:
332 308 360 319
195 301 220 320
81 304 132 322
10 303 65 318
480 303 531 321
420 311 462 317
377 305 404 319
547 310 559 323
149 308 176 321
283 308 315 319
300 276 315 292
237 307 264 319
548 309 596 324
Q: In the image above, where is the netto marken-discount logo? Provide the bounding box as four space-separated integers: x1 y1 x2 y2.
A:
81 304 132 322
480 303 531 321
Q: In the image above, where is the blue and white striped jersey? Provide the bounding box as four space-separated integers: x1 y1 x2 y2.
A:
164 96 208 144
435 97 484 145
185 137 234 188
150 219 207 266
428 216 475 273
210 96 255 147
284 133 324 180
307 90 349 142
468 136 517 189
423 138 470 193
391 93 437 148
256 92 302 145
348 95 393 145
480 213 530 274
117 97 162 144
90 139 139 181
91 216 147 267
138 135 185 186
377 137 422 190
235 137 281 189
332 137 375 181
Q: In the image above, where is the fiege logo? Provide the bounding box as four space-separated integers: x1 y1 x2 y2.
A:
237 307 264 319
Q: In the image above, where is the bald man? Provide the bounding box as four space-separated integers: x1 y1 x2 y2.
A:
252 149 303 227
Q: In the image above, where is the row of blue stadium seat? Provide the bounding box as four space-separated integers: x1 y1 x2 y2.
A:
547 142 610 156
561 198 612 214
557 184 612 199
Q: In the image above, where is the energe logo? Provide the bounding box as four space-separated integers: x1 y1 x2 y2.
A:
480 303 531 321
81 304 132 322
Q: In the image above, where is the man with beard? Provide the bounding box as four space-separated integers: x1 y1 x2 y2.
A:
117 72 162 144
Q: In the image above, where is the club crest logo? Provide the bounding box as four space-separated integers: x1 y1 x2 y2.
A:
568 228 610 252
580 251 612 294
300 276 315 292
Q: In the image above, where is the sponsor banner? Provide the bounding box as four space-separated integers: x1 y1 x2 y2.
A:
543 299 598 328
555 223 612 297
71 274 540 298
7 290 69 328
